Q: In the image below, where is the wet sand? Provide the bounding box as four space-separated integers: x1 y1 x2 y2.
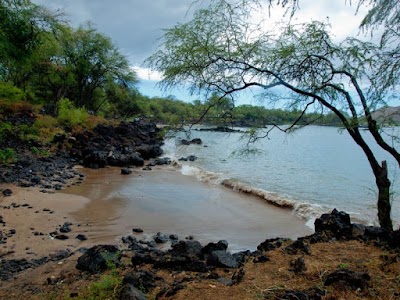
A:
65 166 312 251
0 166 312 258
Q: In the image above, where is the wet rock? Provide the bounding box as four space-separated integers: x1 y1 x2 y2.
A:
132 228 144 233
208 250 239 268
289 257 307 274
314 209 352 239
324 269 370 290
76 245 121 274
122 236 145 251
55 234 69 240
59 222 72 233
169 234 179 240
2 189 12 197
121 168 132 175
76 234 87 241
180 138 202 145
178 155 197 162
154 157 171 165
202 240 228 257
153 232 169 244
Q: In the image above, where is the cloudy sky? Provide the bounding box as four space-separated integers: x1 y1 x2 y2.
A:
31 0 369 103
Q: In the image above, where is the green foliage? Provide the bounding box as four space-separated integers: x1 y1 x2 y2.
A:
0 148 16 164
0 122 12 141
57 98 89 128
16 124 39 142
0 82 25 102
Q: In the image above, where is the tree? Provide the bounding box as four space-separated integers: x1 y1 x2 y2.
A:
55 24 138 112
0 0 60 89
147 0 400 230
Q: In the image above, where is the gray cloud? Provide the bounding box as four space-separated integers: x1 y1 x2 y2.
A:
32 0 202 65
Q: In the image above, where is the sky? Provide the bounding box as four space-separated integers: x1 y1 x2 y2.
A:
31 0 370 104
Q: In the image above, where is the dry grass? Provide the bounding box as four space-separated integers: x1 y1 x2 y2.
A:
0 240 399 300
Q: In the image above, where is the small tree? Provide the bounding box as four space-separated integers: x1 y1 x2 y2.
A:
147 0 400 230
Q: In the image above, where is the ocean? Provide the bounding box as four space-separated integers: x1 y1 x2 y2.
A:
162 125 400 229
64 125 400 251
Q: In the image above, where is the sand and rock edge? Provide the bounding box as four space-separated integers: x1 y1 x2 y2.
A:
1 120 400 299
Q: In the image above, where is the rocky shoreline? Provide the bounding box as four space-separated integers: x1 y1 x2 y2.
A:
1 120 400 299
0 208 399 299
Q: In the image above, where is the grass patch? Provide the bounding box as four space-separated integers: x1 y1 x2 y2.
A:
0 148 16 164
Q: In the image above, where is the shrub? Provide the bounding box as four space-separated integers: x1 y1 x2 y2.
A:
33 115 64 144
57 98 89 128
0 122 12 142
0 82 25 102
0 148 16 164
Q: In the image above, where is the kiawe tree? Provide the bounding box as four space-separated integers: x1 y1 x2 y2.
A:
147 0 400 230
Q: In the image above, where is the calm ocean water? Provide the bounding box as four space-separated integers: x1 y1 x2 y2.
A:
162 126 400 228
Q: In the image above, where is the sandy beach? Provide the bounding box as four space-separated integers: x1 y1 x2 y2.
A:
0 165 311 259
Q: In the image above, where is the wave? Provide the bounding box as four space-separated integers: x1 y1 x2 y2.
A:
172 160 330 229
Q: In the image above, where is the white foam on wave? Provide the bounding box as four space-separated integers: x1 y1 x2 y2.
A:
163 140 332 230
174 161 332 228
179 164 225 186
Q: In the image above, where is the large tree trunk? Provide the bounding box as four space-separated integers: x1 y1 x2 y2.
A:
376 160 393 231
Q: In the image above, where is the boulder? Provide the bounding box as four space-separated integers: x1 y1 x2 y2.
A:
284 239 311 255
121 168 132 175
76 234 87 241
153 232 169 244
170 240 202 259
76 245 120 274
364 226 390 240
314 209 352 239
202 240 228 257
257 238 284 252
324 269 370 291
2 189 12 197
208 250 239 268
59 222 72 233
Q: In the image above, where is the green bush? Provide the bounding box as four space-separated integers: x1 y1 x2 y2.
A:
0 82 25 102
0 122 12 142
0 148 16 164
17 124 40 142
57 98 89 128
